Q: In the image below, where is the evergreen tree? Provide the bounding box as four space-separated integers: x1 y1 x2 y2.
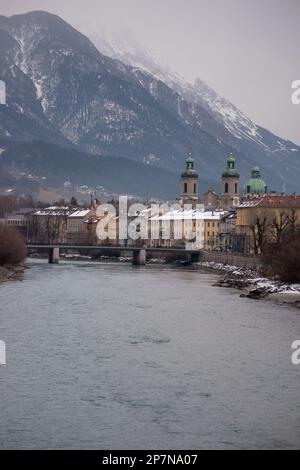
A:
69 196 78 207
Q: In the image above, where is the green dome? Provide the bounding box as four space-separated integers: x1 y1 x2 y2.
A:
222 168 240 178
222 152 239 178
244 166 267 195
181 150 198 178
181 169 198 178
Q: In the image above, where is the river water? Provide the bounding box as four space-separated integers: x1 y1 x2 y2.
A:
0 259 299 449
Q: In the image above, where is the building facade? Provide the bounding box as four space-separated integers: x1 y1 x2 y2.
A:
67 209 92 244
147 208 225 250
236 195 300 254
0 208 34 240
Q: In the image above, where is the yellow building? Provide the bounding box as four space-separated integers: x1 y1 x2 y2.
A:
236 195 300 254
204 215 221 250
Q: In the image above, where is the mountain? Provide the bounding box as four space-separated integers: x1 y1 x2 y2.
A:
0 139 184 199
88 28 300 193
0 10 299 198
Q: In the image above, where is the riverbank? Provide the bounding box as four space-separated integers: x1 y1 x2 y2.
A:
197 260 300 308
0 264 25 283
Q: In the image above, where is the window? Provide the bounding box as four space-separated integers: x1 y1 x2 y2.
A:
184 182 187 193
194 183 197 194
235 183 238 193
225 182 229 193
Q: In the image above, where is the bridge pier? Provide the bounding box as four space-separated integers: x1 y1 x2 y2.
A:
132 248 146 266
48 247 60 264
189 252 201 263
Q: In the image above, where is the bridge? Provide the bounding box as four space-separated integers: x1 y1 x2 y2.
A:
26 244 201 265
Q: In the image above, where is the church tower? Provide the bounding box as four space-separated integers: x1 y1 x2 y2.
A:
180 150 199 206
221 152 240 209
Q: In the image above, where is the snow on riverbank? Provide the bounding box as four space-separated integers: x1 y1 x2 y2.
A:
197 261 300 294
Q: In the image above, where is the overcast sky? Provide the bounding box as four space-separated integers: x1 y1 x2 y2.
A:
1 0 299 144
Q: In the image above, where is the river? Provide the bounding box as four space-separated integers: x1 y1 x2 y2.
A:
0 259 299 449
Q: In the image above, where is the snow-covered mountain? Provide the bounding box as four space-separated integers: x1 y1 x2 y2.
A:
0 11 300 197
88 27 298 153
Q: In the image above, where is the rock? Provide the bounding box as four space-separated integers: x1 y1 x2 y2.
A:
246 287 270 299
213 277 250 289
0 264 25 283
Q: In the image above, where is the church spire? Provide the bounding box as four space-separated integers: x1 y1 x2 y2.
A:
185 148 194 171
180 149 199 206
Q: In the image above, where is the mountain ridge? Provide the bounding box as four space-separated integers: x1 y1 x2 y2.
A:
0 10 299 197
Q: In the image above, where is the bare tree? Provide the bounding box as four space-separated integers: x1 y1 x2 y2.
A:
272 211 291 245
262 231 300 282
249 215 268 254
32 210 68 244
286 209 299 240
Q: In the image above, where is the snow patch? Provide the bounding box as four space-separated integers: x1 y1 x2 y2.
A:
198 261 300 294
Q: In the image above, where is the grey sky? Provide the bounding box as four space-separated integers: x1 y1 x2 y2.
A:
1 0 299 144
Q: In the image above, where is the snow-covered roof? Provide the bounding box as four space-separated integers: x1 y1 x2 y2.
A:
34 207 91 217
238 201 260 208
34 207 72 216
129 207 152 217
220 211 237 220
149 209 226 221
238 195 300 209
68 209 91 218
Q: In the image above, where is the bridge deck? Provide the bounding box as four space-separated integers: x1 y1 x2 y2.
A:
27 244 200 253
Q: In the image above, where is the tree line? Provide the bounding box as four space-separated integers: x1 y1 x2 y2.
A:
249 209 300 282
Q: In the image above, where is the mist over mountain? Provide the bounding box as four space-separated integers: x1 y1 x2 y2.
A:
0 10 299 198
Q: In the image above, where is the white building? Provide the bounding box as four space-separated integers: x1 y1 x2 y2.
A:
148 208 226 249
